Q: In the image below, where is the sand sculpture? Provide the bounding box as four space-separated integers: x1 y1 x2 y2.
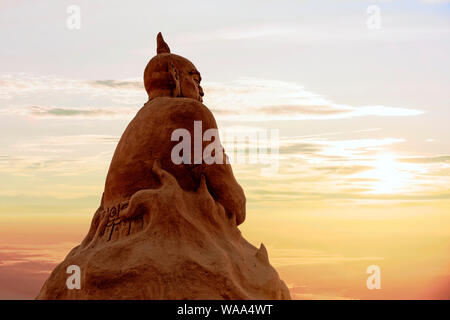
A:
37 33 290 300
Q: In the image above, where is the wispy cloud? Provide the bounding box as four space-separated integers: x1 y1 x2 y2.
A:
0 134 115 180
1 74 424 121
420 0 450 4
268 248 383 267
28 106 135 119
0 243 75 299
173 24 297 41
172 20 450 45
205 79 424 121
226 133 450 201
88 80 144 90
0 74 146 111
21 134 119 146
399 155 450 163
0 74 445 201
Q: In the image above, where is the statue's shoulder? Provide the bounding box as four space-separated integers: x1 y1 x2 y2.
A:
138 97 215 123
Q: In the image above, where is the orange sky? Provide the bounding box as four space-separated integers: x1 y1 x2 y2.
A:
1 0 449 299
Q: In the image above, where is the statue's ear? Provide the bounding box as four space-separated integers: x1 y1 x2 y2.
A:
168 62 181 97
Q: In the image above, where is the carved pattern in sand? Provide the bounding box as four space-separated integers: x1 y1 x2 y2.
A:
100 202 145 241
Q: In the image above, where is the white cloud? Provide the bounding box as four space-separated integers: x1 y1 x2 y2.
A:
204 79 424 121
420 0 450 4
0 73 146 110
0 75 425 121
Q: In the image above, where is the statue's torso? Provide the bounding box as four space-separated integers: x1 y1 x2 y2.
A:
102 97 246 225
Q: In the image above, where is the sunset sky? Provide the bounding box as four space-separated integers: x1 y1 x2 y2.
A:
1 0 449 299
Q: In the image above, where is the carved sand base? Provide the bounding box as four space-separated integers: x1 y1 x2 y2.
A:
36 162 291 300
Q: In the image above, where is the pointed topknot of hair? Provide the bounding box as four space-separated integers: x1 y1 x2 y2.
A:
156 32 170 54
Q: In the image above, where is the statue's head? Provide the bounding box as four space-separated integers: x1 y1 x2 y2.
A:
144 33 204 102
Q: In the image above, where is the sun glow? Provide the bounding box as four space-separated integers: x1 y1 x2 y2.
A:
365 153 412 194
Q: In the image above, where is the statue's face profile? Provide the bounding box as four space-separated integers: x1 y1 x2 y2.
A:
179 66 204 102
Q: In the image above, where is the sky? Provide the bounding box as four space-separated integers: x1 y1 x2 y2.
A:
0 0 449 299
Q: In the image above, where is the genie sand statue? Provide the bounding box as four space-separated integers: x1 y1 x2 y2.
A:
37 33 290 300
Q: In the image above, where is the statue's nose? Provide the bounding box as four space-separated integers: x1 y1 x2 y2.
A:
199 86 204 97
